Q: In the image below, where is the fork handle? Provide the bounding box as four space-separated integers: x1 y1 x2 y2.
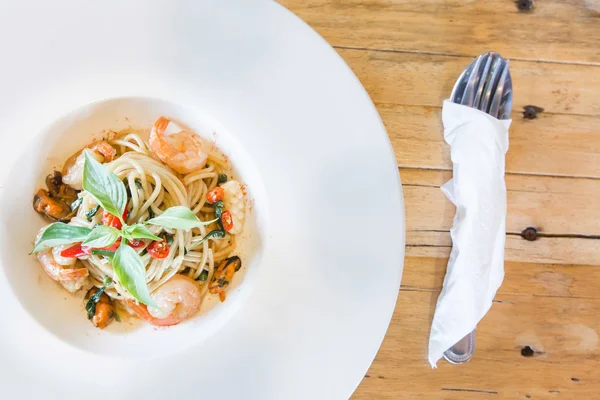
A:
443 330 476 364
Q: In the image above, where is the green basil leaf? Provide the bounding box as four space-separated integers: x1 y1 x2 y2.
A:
70 197 83 211
188 229 226 250
86 287 105 320
91 249 116 257
214 200 224 230
82 151 127 221
122 224 162 241
82 225 121 248
213 200 224 218
165 234 174 246
31 223 92 253
197 269 209 281
123 178 131 197
146 206 217 230
113 242 157 308
86 205 100 221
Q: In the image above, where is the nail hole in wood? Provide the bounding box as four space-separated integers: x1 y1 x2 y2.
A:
521 227 538 241
572 377 580 382
521 345 535 357
525 395 531 399
516 0 534 11
523 105 544 119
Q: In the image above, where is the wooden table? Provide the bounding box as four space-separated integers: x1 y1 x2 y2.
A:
279 1 600 398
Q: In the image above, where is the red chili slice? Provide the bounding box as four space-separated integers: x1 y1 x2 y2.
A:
60 238 122 259
147 239 169 259
206 187 224 204
128 239 145 249
101 208 128 229
60 242 91 258
221 210 234 232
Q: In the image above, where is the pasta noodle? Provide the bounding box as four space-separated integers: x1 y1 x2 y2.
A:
32 118 246 329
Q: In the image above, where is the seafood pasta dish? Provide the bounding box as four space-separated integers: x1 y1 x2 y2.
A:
32 116 247 329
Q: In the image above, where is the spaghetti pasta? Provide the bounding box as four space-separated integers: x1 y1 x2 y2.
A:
31 117 246 329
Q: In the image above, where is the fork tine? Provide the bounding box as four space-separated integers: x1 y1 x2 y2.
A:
461 55 485 107
450 62 472 103
498 69 513 120
473 54 494 108
479 56 504 113
489 60 510 118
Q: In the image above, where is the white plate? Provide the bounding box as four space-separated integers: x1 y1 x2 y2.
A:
0 1 405 399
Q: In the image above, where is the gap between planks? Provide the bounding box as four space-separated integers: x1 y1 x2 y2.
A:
376 101 600 119
333 45 600 67
399 166 600 185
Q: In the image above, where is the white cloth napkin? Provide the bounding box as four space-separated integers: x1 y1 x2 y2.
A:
428 100 511 368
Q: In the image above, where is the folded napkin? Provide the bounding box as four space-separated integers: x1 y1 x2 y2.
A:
428 100 511 367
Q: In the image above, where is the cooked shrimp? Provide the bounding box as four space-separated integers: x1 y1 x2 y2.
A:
209 256 242 302
36 250 89 293
85 287 115 329
62 141 116 190
127 274 201 326
35 228 89 293
221 180 246 234
149 116 212 174
52 244 78 267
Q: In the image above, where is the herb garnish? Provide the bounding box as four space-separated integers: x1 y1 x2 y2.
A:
86 205 100 221
198 269 209 281
85 277 112 320
32 154 216 307
187 200 226 250
70 197 83 211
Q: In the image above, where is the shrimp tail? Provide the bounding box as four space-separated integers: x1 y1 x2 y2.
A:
154 116 171 136
57 267 89 281
90 141 117 162
126 300 181 327
149 117 174 163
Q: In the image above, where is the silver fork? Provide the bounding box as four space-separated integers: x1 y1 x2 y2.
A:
444 51 513 364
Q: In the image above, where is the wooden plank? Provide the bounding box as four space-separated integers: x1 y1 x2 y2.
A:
334 48 600 116
401 257 600 298
406 231 600 266
402 168 600 265
402 168 600 236
382 103 600 177
353 290 600 399
279 0 600 64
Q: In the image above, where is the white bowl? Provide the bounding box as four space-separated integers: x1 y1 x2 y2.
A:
0 2 404 399
0 97 267 357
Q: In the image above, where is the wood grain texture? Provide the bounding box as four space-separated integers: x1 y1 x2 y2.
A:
402 257 600 298
403 168 600 236
406 231 600 266
278 0 600 63
355 289 600 399
337 48 600 116
276 0 600 398
381 103 600 177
